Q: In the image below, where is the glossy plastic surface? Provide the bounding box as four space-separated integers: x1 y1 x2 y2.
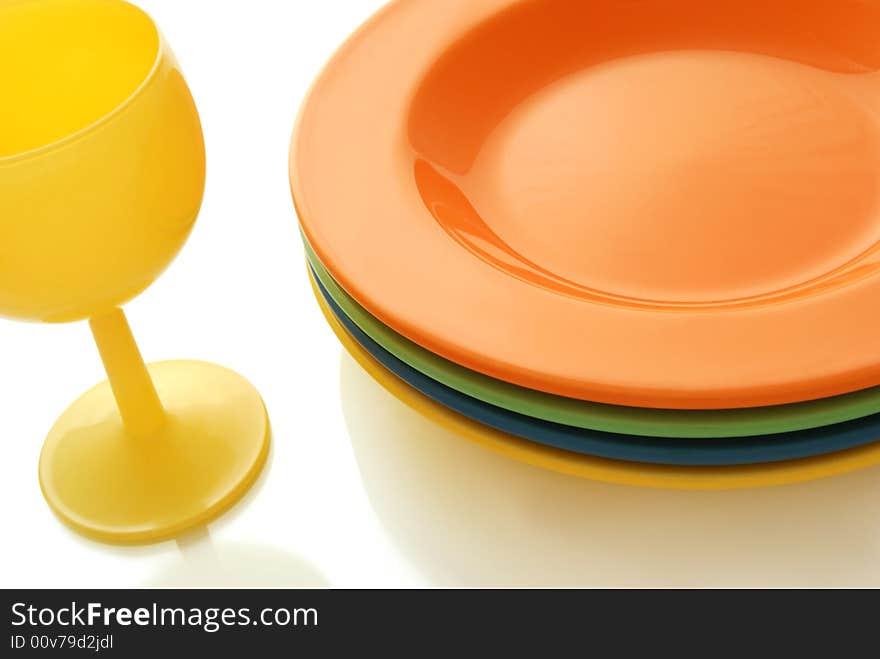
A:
292 0 880 409
0 0 205 323
310 271 880 490
40 360 270 545
314 265 880 466
0 0 267 544
305 240 880 438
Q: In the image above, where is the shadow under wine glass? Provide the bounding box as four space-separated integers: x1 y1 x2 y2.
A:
146 533 329 588
339 353 880 588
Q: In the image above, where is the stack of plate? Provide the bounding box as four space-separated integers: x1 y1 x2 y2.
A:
290 0 880 489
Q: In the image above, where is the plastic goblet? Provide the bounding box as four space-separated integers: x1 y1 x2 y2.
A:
0 0 270 544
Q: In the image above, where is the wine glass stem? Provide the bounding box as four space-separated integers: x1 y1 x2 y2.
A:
89 307 166 437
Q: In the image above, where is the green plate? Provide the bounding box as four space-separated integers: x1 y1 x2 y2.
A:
304 239 880 438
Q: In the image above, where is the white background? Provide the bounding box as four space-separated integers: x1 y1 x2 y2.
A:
2 0 880 588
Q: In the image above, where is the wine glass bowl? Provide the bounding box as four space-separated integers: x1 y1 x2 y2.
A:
0 0 205 322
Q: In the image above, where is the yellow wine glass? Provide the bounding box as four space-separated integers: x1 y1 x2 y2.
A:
0 0 270 544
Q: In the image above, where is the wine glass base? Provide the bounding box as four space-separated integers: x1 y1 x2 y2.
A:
38 360 270 545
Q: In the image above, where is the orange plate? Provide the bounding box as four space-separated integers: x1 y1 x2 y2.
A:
291 0 880 409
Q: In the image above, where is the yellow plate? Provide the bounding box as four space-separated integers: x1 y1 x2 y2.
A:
310 268 880 490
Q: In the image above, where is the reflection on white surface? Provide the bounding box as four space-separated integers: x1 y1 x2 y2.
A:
146 531 329 588
339 353 880 587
